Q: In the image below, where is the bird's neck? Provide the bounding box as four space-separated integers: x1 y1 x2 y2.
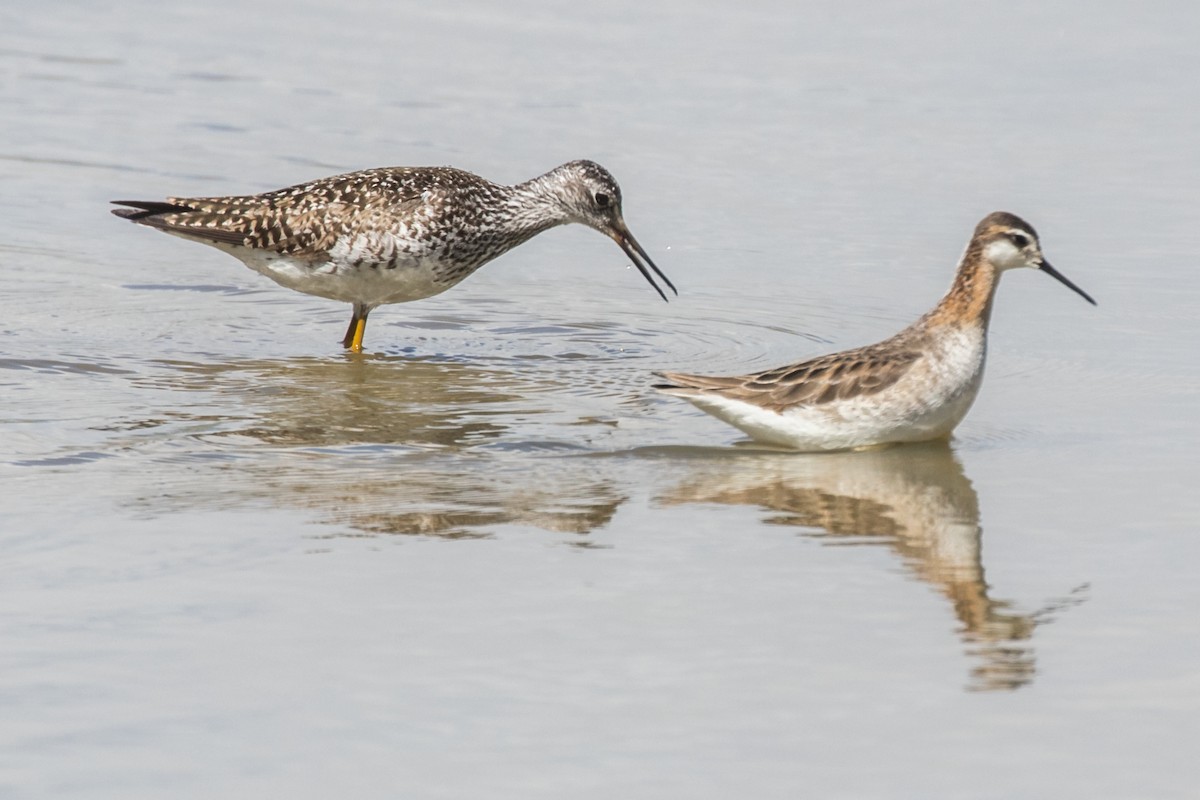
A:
501 171 573 235
924 244 1001 330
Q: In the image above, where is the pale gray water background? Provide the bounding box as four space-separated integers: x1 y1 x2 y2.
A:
2 1 1199 797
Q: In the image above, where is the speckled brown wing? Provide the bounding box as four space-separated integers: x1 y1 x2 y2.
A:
655 343 922 412
111 168 437 258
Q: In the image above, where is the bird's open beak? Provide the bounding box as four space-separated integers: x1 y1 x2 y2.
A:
609 221 677 302
1039 260 1096 306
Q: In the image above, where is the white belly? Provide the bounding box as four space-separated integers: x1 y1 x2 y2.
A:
209 241 465 306
681 327 988 452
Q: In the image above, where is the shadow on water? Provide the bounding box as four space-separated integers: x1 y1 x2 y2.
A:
652 441 1088 692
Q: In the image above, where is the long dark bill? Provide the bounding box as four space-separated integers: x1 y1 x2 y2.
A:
1041 260 1097 306
613 225 677 302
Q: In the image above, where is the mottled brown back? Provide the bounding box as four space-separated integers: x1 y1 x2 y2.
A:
112 167 489 259
655 340 922 412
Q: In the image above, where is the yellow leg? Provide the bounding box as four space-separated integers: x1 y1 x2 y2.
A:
349 316 367 352
342 305 370 351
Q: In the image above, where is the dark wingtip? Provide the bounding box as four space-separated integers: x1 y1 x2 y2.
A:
650 371 682 390
110 200 191 221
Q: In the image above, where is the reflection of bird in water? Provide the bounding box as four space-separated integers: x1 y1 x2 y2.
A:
321 465 625 541
135 450 626 541
120 355 627 539
658 442 1085 691
131 354 524 448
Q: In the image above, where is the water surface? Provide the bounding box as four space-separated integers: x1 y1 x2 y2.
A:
2 2 1199 798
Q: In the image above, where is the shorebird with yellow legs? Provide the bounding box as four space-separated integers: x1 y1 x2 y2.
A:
113 160 674 352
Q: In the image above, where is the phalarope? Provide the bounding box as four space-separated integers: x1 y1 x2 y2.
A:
112 160 675 352
654 212 1095 451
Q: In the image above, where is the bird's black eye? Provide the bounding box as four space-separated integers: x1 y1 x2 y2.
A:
594 192 610 208
1009 232 1030 248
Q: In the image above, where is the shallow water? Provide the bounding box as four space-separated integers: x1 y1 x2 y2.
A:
3 2 1200 798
